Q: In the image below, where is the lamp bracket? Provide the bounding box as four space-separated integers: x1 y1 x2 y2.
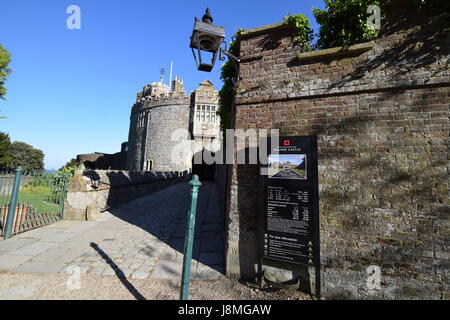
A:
219 41 241 85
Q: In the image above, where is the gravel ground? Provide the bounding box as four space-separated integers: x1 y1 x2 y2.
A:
0 271 313 300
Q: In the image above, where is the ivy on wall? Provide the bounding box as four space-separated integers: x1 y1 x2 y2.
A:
218 15 314 132
283 13 314 51
218 31 241 133
218 0 449 128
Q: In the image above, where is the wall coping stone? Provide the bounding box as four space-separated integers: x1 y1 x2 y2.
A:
64 170 184 220
240 22 287 38
235 24 449 106
297 41 374 62
67 170 181 192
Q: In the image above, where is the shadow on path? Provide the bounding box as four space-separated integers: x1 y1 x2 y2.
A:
91 242 146 300
107 182 225 276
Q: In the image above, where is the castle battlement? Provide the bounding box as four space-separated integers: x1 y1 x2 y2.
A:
133 91 190 112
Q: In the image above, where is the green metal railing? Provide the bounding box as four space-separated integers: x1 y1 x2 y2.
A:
0 167 69 239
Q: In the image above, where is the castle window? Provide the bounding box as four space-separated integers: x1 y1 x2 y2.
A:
138 112 147 127
201 105 206 122
211 106 216 123
206 105 211 123
195 105 218 123
196 105 201 121
137 113 142 127
144 160 153 171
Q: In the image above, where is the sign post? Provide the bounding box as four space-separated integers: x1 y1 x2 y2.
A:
258 136 320 298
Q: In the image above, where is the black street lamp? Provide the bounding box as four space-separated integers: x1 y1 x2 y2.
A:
190 8 240 73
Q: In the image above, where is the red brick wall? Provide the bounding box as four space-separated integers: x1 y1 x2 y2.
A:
225 22 449 299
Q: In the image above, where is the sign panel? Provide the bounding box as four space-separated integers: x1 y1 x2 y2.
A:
260 136 320 266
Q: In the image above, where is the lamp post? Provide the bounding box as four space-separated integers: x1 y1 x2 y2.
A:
180 175 202 300
190 8 240 73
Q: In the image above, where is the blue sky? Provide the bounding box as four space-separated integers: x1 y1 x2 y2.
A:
0 0 325 169
269 154 305 166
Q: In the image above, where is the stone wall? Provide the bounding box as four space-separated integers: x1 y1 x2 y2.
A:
145 102 191 172
64 170 185 220
226 18 449 299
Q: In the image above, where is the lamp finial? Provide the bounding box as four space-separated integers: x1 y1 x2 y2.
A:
202 8 213 24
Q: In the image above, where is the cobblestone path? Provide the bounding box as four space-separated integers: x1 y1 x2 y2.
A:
0 182 225 281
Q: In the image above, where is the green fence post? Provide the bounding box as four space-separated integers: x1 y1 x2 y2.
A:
4 166 22 239
180 174 202 300
59 175 68 219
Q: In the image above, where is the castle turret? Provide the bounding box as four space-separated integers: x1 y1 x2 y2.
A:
126 77 190 172
171 76 185 94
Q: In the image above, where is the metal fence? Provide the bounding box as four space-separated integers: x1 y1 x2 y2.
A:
0 167 69 239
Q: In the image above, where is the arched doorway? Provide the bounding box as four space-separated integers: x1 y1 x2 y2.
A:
192 149 216 181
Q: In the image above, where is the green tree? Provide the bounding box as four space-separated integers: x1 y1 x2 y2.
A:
0 132 11 171
8 141 44 172
313 0 449 50
0 43 11 101
313 0 382 49
411 0 450 30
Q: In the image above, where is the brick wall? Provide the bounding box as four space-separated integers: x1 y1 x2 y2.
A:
226 21 449 299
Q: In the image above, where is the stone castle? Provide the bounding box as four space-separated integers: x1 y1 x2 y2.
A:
126 76 221 176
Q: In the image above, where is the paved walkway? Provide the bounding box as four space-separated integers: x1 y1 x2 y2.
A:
0 182 225 281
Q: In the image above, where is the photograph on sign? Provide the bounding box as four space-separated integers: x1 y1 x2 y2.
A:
268 154 307 180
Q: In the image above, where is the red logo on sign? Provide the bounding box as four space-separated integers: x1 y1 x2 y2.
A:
283 140 291 146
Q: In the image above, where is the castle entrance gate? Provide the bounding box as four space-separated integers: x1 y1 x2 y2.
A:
191 149 216 182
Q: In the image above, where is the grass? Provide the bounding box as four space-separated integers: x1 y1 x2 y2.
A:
0 175 67 236
0 194 61 215
291 169 306 177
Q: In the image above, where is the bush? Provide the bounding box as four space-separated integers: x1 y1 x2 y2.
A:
58 158 81 179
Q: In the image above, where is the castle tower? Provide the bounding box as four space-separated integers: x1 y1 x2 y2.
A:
126 77 190 172
126 75 221 175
